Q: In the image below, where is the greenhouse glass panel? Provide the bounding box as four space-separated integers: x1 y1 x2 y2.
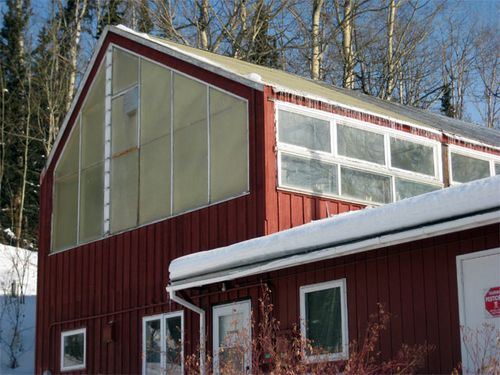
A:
112 48 138 94
496 163 500 175
55 126 80 178
111 150 139 233
139 136 171 224
53 174 78 251
210 88 248 203
112 87 138 155
280 153 338 195
395 178 440 201
451 153 490 183
390 138 434 176
337 124 385 165
278 110 331 152
172 73 208 214
341 167 391 203
140 60 171 145
79 162 104 242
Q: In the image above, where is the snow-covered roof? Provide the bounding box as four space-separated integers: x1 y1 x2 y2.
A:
168 176 500 291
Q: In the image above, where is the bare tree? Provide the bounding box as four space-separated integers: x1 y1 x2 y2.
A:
311 0 324 80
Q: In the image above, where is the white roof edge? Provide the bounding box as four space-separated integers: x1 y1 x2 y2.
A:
168 176 500 286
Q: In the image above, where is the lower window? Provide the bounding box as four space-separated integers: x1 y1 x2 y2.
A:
61 328 86 371
143 311 183 375
213 300 252 374
300 279 348 361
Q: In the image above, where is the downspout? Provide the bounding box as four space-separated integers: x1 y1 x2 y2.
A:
168 288 206 375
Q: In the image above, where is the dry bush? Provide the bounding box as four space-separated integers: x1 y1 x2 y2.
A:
185 285 430 374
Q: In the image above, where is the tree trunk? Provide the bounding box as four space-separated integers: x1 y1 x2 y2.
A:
198 0 209 50
385 0 399 99
341 0 355 89
311 0 324 80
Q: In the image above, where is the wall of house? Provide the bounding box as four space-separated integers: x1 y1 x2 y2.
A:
183 223 499 374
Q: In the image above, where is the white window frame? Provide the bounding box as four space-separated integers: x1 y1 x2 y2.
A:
276 101 444 206
300 279 348 362
448 145 500 185
213 300 252 375
142 311 184 375
60 328 87 372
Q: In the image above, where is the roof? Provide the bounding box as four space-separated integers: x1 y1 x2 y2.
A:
167 176 500 291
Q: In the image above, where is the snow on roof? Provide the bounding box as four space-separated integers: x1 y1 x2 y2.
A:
168 176 500 288
0 245 37 296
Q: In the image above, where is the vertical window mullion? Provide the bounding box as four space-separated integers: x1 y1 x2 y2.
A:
207 86 211 203
103 47 113 235
76 116 82 244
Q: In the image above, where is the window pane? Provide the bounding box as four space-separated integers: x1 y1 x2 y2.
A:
53 174 78 251
390 138 434 176
165 316 183 374
305 287 342 354
81 64 105 168
112 88 138 155
111 151 138 233
210 88 248 202
278 110 330 152
55 126 80 178
395 178 440 201
145 319 161 375
139 136 170 224
218 313 245 372
451 153 490 183
172 73 208 214
280 153 338 195
112 48 138 94
79 163 104 242
140 60 171 145
337 124 385 165
63 333 84 368
341 167 391 203
496 163 500 175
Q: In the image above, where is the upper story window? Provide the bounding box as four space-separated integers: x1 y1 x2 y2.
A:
277 103 443 205
449 146 500 184
51 47 249 252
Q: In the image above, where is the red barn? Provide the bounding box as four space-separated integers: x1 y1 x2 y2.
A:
36 25 500 374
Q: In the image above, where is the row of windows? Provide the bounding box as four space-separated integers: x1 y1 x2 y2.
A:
277 105 500 204
52 47 249 252
60 279 347 373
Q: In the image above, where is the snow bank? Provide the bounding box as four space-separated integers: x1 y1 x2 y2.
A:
169 176 500 282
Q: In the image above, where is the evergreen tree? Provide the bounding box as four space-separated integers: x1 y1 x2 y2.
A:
97 0 124 38
441 83 456 118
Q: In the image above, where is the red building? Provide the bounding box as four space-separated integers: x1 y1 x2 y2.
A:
36 25 500 374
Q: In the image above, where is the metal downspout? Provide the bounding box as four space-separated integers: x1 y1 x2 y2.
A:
168 288 206 375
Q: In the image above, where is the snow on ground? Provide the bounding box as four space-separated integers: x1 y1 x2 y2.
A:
0 244 37 374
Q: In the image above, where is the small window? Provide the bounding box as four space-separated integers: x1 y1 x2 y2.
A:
395 177 440 201
337 123 385 165
61 328 86 371
390 137 434 176
300 280 348 362
495 163 500 175
278 110 331 152
451 152 491 183
143 312 183 375
213 300 252 374
340 167 392 204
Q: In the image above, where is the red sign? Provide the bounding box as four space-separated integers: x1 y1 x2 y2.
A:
485 286 500 318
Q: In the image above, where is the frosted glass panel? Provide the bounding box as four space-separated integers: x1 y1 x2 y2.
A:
55 126 80 178
278 110 330 152
395 178 440 201
145 319 161 375
496 163 500 175
81 65 105 168
79 163 104 242
112 88 138 154
111 151 138 232
112 48 138 94
172 73 208 214
337 124 385 165
53 174 78 251
341 167 391 203
210 88 248 202
305 287 342 354
390 138 434 176
281 153 338 195
139 136 170 224
140 60 171 145
451 153 490 183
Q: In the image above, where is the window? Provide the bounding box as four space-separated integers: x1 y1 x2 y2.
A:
450 151 491 183
61 328 86 371
300 280 348 362
276 102 443 205
143 312 183 375
213 300 251 374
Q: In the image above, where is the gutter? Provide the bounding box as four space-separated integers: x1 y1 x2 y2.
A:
168 289 206 375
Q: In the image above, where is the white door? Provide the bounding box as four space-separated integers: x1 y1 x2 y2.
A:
456 248 500 373
213 300 252 374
